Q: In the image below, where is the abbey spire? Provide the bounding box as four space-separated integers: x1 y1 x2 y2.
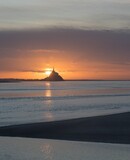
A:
44 68 64 81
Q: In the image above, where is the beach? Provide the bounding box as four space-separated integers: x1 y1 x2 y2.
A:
0 112 130 144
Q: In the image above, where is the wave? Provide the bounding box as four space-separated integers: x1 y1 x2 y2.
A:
0 93 130 101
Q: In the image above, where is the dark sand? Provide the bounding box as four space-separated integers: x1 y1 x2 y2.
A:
0 112 130 144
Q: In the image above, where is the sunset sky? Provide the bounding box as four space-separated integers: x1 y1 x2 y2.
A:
0 0 130 80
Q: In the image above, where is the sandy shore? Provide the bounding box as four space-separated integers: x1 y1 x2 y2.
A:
0 112 130 144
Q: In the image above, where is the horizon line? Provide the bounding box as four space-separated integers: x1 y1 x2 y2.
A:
0 78 130 82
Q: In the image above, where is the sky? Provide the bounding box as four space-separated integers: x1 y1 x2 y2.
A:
0 0 130 80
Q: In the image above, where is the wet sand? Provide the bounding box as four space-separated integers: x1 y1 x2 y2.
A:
0 112 130 144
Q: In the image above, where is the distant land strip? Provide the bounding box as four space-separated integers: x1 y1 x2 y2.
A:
0 78 130 83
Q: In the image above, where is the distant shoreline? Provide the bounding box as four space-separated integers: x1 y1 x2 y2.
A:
0 112 130 144
0 79 130 83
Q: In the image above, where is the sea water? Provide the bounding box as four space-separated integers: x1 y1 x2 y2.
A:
0 81 130 126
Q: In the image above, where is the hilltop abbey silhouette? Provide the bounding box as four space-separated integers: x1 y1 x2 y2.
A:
44 68 64 81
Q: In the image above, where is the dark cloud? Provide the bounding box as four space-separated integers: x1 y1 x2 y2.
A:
20 69 81 73
0 28 130 72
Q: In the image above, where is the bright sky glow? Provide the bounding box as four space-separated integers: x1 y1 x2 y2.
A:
45 70 52 76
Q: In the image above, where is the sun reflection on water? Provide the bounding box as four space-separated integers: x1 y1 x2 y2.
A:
44 112 54 121
41 143 53 160
46 82 51 87
44 82 54 121
45 82 52 97
45 90 52 97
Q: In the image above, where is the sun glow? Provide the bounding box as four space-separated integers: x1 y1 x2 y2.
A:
45 70 52 76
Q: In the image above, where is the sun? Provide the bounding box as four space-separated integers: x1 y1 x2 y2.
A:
45 70 52 76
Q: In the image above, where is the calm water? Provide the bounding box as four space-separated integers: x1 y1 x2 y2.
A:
0 81 130 126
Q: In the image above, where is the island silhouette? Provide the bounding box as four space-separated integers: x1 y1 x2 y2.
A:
44 68 64 81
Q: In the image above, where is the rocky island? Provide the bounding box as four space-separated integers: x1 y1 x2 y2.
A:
44 68 64 81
